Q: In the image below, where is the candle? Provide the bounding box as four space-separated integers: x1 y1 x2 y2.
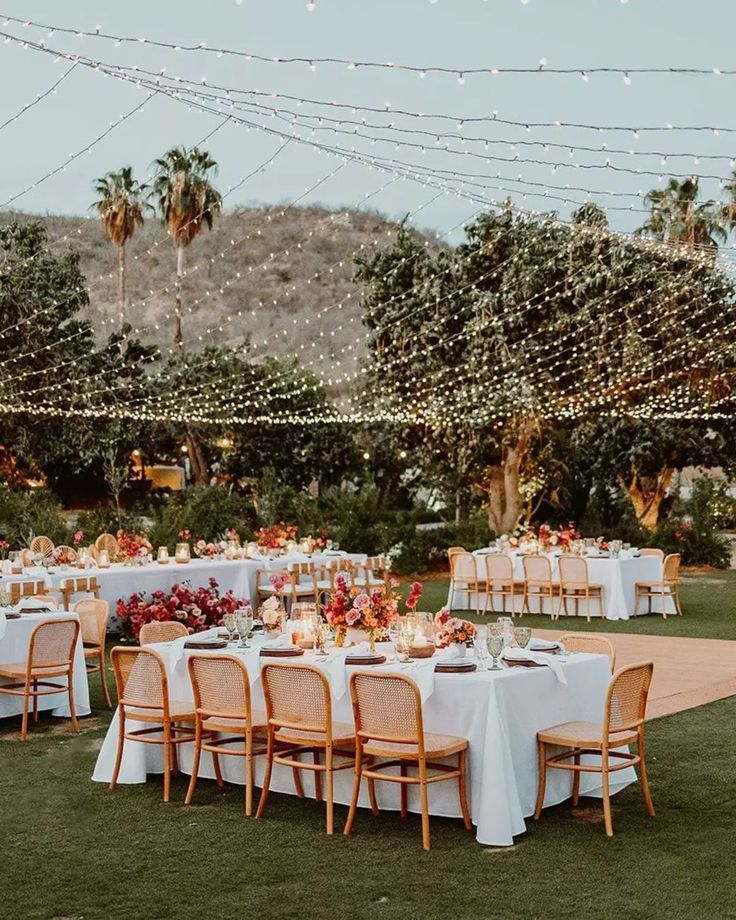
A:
157 546 170 565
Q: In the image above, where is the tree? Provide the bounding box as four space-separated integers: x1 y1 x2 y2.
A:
151 146 222 349
639 177 727 253
91 166 150 323
357 204 736 533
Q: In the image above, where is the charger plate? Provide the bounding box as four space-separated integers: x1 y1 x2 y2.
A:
260 647 304 658
345 653 386 666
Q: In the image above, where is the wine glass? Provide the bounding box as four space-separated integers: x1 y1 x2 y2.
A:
486 633 505 670
312 620 329 656
388 622 403 661
222 612 238 644
473 625 489 670
332 542 340 552
236 606 254 647
513 626 532 649
0 589 11 609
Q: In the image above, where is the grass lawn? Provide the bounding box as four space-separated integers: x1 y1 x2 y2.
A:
1 572 735 920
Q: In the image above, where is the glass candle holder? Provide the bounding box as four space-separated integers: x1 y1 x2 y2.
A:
175 543 191 564
98 550 110 569
157 546 170 565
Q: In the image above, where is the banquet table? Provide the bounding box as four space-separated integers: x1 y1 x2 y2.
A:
91 635 634 847
447 550 673 620
0 609 91 721
1 552 365 629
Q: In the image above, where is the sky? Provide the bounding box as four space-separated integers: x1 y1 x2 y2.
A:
1 0 735 247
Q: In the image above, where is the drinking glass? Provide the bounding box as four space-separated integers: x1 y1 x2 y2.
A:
312 620 329 656
473 625 489 670
326 540 333 551
388 622 402 661
497 617 514 645
236 610 254 648
486 633 505 670
222 612 237 644
332 542 340 551
513 626 532 649
0 589 11 609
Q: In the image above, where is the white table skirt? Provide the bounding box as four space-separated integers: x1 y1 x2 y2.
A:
1 552 365 629
448 552 673 621
91 640 633 847
0 611 90 720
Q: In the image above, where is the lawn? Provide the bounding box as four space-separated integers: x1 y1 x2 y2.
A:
1 571 735 920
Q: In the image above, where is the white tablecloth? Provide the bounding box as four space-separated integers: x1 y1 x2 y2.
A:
0 611 90 720
91 638 633 846
448 551 672 620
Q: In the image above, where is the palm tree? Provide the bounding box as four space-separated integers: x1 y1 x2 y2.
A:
151 146 222 348
92 166 149 323
639 177 727 253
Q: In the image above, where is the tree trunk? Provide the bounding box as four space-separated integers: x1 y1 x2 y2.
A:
485 419 535 535
174 244 185 349
186 429 208 486
118 242 126 327
622 466 674 531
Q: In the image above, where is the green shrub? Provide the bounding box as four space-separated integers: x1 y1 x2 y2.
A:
75 506 147 540
0 485 69 548
649 478 731 568
147 486 257 550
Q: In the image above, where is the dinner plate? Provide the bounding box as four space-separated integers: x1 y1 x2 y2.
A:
435 661 477 674
260 647 304 658
184 638 229 650
345 653 386 666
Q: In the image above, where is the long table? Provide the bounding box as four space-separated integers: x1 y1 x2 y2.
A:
0 610 90 721
448 551 673 620
91 636 634 847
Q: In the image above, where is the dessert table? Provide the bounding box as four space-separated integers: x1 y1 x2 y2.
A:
447 550 672 620
91 636 634 847
0 609 91 720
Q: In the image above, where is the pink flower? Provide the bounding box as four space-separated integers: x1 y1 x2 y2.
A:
345 609 361 626
352 593 371 610
73 530 84 546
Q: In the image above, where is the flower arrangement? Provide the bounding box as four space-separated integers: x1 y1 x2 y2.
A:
194 539 220 558
116 529 152 561
506 522 581 552
268 572 290 593
259 595 285 634
0 539 9 559
434 608 476 648
52 545 75 565
72 529 84 547
224 528 240 542
405 580 423 610
323 573 400 648
595 535 609 551
255 522 299 550
116 577 249 640
178 529 191 542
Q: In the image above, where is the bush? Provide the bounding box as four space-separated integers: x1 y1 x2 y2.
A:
148 486 258 550
0 485 69 548
75 506 147 540
649 478 731 568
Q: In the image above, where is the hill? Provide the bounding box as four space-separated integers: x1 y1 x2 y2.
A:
3 206 438 372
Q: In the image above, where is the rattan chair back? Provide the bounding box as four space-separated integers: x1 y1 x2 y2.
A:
95 533 118 557
523 554 552 584
28 618 80 672
605 661 654 734
558 555 589 586
188 654 251 721
451 551 477 580
486 553 514 582
73 598 109 647
663 553 681 583
139 620 189 646
29 535 55 560
350 671 423 748
261 663 331 734
111 646 167 712
558 633 616 669
639 548 664 558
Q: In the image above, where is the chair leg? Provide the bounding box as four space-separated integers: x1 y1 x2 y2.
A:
163 724 172 803
256 731 274 819
675 585 683 616
637 730 655 817
32 679 39 723
67 672 79 733
458 749 472 831
400 762 408 818
99 649 112 707
20 679 30 741
572 752 581 807
312 750 323 802
184 722 202 805
171 733 179 777
367 757 379 816
245 732 254 817
110 709 126 790
418 760 431 851
601 755 613 837
533 739 547 820
291 752 305 798
325 747 334 835
344 746 362 836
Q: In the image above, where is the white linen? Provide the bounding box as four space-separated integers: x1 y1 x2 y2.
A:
502 647 567 684
92 646 633 847
447 551 673 620
0 611 90 719
0 610 6 642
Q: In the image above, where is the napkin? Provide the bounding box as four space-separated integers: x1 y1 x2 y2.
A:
260 634 294 651
326 641 370 699
0 610 6 641
529 638 559 652
12 599 54 613
503 647 567 684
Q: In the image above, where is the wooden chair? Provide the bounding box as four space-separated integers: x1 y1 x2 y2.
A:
521 555 555 617
639 548 664 558
318 559 355 601
534 661 655 837
27 594 58 608
109 646 196 802
0 618 81 740
73 598 112 707
29 535 55 561
449 551 480 615
185 654 268 815
557 556 605 622
139 620 189 646
353 556 390 592
256 663 357 834
558 633 616 671
634 553 683 618
447 546 465 558
482 554 525 616
9 580 48 604
255 565 319 610
95 533 118 558
60 576 100 609
345 670 472 851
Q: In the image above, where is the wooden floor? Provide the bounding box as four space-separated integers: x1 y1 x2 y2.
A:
538 628 736 719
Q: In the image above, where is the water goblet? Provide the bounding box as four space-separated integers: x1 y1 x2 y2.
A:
486 633 505 670
513 626 532 649
0 589 11 609
222 612 238 645
473 625 489 670
236 612 254 648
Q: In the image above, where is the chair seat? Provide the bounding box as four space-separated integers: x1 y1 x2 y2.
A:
316 580 333 591
487 581 526 590
124 700 196 722
202 712 268 733
363 731 468 759
538 720 638 748
636 582 674 592
275 722 355 746
0 663 70 679
561 584 603 593
83 644 102 658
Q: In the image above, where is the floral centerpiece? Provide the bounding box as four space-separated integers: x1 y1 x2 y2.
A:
259 596 286 636
255 522 299 551
116 529 152 563
0 539 9 559
72 529 84 547
53 545 75 566
506 522 581 552
116 577 248 641
434 608 476 654
322 573 400 651
194 539 220 558
595 535 609 551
